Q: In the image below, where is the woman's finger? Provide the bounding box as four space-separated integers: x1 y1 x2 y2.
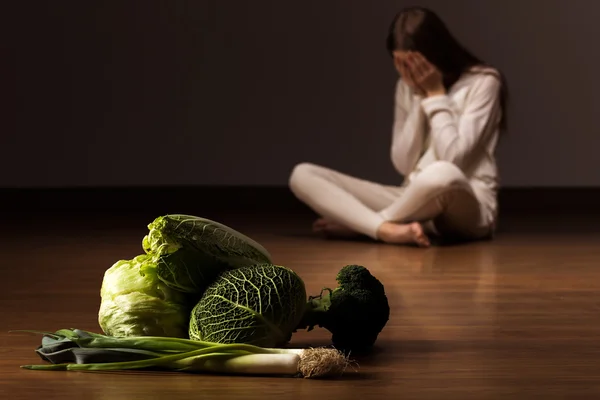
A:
405 53 416 76
407 52 426 79
414 52 434 76
405 65 419 89
397 61 413 84
402 62 413 79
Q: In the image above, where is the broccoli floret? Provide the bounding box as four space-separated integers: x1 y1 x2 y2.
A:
296 264 390 353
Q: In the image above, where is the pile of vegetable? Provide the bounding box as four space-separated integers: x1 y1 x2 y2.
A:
18 214 390 379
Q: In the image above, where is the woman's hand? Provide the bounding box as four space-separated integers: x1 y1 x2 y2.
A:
394 53 425 96
405 52 446 97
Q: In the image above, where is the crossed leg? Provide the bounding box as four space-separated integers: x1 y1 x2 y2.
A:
289 161 491 247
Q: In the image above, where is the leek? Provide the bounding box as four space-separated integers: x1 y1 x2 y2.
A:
16 329 352 379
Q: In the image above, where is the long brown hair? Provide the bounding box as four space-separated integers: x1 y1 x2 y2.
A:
386 7 508 130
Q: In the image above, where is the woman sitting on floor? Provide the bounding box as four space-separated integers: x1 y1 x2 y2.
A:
289 6 508 247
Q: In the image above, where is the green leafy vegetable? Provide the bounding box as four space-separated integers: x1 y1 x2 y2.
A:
98 255 190 338
296 264 390 353
153 247 227 295
98 215 275 339
189 264 307 348
143 214 272 294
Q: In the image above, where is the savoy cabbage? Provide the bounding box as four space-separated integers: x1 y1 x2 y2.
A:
189 264 307 348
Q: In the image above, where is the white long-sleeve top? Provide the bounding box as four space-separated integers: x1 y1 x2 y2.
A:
390 65 504 220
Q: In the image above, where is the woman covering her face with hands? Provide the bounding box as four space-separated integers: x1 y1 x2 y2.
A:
394 51 447 98
289 7 508 247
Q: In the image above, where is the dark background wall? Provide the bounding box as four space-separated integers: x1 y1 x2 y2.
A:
5 0 599 188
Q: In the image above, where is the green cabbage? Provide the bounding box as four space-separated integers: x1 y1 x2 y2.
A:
98 215 275 339
189 264 307 348
98 255 189 338
142 215 272 294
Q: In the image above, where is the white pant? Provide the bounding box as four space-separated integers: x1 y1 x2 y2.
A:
288 161 494 241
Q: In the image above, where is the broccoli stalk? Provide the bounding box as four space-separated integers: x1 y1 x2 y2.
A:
295 265 390 353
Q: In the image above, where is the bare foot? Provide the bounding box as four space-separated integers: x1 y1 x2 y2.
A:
376 221 431 247
312 218 359 239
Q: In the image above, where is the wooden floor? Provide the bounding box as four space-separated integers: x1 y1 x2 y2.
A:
1 210 600 399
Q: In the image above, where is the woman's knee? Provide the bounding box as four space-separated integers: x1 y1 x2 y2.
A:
288 162 319 193
415 161 468 190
